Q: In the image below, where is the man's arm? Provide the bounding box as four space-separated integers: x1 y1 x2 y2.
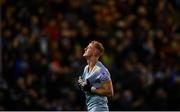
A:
93 80 114 97
78 76 114 97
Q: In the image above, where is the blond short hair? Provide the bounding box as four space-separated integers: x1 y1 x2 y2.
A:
90 41 104 57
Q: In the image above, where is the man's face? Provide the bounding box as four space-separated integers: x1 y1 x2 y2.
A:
83 43 96 57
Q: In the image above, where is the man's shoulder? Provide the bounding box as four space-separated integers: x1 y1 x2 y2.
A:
97 64 109 72
96 61 108 69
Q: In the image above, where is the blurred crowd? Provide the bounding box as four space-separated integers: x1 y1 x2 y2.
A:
1 0 180 110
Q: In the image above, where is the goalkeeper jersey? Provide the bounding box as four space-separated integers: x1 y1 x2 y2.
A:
82 61 111 111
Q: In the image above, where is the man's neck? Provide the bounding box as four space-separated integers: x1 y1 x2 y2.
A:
87 57 98 72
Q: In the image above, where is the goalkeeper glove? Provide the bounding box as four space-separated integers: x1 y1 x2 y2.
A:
78 76 93 92
78 76 84 89
82 79 91 92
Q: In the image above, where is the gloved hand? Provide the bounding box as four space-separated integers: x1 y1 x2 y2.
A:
78 76 84 90
78 76 92 92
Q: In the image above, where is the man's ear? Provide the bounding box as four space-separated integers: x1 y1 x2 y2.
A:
94 50 99 57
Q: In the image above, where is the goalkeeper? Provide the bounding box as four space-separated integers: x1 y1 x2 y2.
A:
78 41 114 111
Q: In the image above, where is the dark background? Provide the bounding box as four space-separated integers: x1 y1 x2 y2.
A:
1 0 180 110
